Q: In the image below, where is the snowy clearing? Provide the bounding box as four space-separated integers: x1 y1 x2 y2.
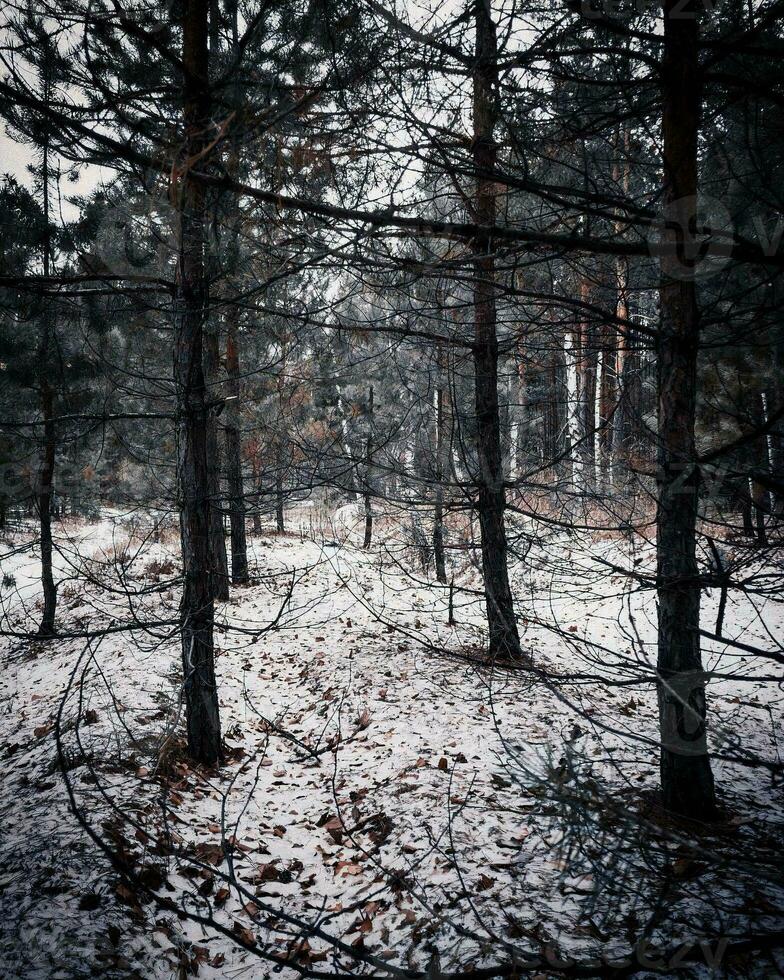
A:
1 507 782 979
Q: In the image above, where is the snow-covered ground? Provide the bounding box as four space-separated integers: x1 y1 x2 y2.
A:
1 505 782 978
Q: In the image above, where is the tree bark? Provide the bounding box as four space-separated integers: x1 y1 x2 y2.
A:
204 318 230 599
224 322 248 583
761 389 781 516
275 439 285 532
433 351 449 583
275 341 288 533
751 478 768 544
545 344 567 481
220 3 247 584
750 392 771 544
656 0 715 818
741 485 754 536
598 315 616 487
363 384 374 549
610 126 631 487
564 321 582 493
36 355 57 637
472 0 520 660
510 335 527 481
250 452 262 534
614 280 636 490
174 0 222 766
36 127 56 638
770 331 784 515
577 279 597 482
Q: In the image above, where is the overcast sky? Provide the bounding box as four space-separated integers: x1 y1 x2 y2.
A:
1 120 104 223
1 124 34 185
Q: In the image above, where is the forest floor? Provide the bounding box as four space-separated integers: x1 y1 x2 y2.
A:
0 504 782 979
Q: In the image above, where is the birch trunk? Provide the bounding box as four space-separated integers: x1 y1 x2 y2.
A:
564 325 582 490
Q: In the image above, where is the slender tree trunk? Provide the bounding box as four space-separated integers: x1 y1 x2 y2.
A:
751 478 768 545
363 385 374 549
273 340 288 533
546 346 567 483
613 327 629 482
174 0 222 766
202 23 230 590
611 126 631 487
627 330 644 456
770 331 784 515
250 453 262 534
656 0 715 818
275 438 285 532
472 0 520 660
761 390 778 513
598 317 616 487
335 382 359 501
741 485 754 536
204 319 229 599
224 323 248 582
37 364 57 637
750 392 771 544
510 336 526 481
433 352 448 583
564 323 581 491
36 127 56 638
218 0 247 583
577 280 596 483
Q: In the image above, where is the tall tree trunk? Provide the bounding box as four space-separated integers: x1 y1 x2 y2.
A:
472 0 520 660
204 319 230 599
275 437 285 532
335 382 359 501
220 1 247 584
564 322 581 491
613 323 629 484
770 329 784 515
433 349 449 584
275 352 286 533
740 484 754 536
363 384 374 548
37 357 57 637
274 450 284 531
577 280 597 483
656 0 715 818
760 390 778 514
598 315 616 488
175 0 222 766
250 452 262 534
545 345 567 481
509 334 527 481
203 8 231 596
37 127 56 638
611 126 631 487
224 323 248 583
751 477 768 545
750 392 771 544
202 0 231 597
